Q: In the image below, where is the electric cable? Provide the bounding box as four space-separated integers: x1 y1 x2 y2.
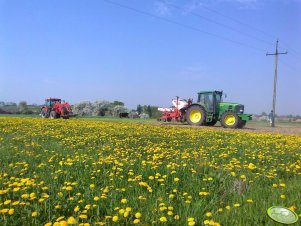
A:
103 0 266 52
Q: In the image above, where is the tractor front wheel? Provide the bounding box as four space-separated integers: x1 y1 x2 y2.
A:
221 112 239 128
50 111 58 119
186 105 206 126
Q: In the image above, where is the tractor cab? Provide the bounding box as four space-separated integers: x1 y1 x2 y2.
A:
45 98 61 107
197 91 222 113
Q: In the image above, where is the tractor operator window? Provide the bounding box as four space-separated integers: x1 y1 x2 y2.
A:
45 100 51 106
216 94 222 103
204 94 214 111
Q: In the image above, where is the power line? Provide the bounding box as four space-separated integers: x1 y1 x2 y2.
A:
102 0 265 52
193 2 301 60
157 0 275 48
200 2 276 41
280 59 301 75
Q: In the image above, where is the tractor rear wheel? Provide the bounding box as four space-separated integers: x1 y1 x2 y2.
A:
186 105 206 126
50 111 58 119
61 107 69 119
221 112 239 128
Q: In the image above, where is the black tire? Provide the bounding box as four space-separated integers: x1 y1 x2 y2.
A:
237 120 247 128
167 118 172 122
204 120 217 127
49 111 58 119
221 112 240 128
41 109 48 118
61 107 69 119
186 105 206 126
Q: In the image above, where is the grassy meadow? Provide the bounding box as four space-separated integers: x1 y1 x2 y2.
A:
0 117 300 226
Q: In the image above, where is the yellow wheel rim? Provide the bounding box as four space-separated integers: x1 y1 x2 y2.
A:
224 114 236 126
189 110 202 123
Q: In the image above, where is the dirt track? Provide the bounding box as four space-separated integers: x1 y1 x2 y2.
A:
242 124 301 135
158 122 301 136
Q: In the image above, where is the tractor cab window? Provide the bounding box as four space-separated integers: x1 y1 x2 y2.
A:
45 99 61 107
198 93 214 112
52 100 61 105
215 93 222 104
45 100 51 106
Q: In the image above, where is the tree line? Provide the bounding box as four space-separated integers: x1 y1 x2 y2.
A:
0 100 161 119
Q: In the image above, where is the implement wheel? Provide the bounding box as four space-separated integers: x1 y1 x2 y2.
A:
186 105 206 126
221 112 239 128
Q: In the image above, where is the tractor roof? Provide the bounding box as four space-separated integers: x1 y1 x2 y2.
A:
45 98 61 101
198 90 223 94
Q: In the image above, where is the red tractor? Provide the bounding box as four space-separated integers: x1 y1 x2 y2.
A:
40 98 74 119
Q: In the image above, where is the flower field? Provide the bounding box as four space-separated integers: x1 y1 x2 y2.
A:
0 117 301 226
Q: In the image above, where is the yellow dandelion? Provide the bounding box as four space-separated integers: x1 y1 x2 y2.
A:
160 216 167 222
280 194 286 199
133 219 140 224
205 212 212 217
79 214 87 219
4 200 11 205
135 212 141 218
112 215 118 222
67 216 77 224
74 206 80 212
8 208 14 215
121 198 127 204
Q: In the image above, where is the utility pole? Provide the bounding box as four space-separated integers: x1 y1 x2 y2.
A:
266 40 287 127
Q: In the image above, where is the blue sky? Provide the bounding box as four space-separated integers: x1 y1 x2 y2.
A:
0 0 300 115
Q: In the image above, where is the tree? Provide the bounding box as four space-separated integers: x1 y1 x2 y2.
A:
112 105 127 117
93 101 112 116
82 102 93 116
6 102 17 106
18 101 28 113
136 104 142 115
113 101 124 106
150 106 161 119
261 112 267 116
147 105 152 118
73 101 92 116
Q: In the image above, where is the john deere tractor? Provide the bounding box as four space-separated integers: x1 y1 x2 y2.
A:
185 91 252 128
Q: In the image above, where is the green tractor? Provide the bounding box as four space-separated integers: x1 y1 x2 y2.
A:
186 91 252 128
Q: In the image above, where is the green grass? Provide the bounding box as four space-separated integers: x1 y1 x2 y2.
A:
0 117 300 226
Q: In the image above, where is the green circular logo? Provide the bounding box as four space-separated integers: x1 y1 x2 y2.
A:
267 206 299 224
